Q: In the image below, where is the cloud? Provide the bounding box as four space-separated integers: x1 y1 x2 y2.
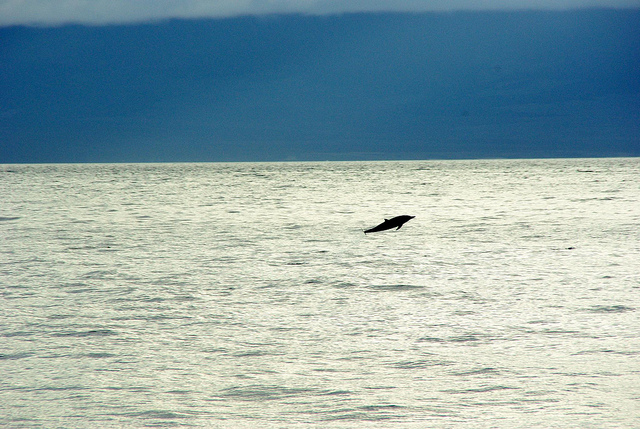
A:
1 0 639 26
2 10 638 162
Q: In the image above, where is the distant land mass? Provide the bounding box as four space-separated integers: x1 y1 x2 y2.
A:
1 9 639 163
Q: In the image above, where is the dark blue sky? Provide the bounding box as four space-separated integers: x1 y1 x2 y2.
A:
1 9 639 162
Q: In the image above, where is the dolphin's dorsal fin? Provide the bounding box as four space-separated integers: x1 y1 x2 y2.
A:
385 218 389 221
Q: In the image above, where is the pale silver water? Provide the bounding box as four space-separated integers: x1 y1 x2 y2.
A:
1 159 639 428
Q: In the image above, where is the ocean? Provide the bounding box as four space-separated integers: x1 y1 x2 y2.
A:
1 158 639 428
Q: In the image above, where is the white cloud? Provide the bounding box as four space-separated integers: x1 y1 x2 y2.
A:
1 0 639 26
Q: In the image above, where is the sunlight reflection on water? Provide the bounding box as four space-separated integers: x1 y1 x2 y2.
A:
1 158 639 427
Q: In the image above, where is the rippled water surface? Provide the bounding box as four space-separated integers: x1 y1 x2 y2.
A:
1 159 639 428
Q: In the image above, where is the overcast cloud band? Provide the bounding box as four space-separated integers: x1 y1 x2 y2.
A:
1 0 640 26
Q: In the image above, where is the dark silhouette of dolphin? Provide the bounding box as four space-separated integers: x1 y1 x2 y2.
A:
364 215 415 234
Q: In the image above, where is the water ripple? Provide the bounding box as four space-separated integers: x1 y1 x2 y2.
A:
584 305 635 313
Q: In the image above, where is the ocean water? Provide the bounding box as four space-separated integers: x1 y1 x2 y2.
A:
1 158 639 428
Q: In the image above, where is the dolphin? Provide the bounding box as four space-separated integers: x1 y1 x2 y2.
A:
364 215 415 234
